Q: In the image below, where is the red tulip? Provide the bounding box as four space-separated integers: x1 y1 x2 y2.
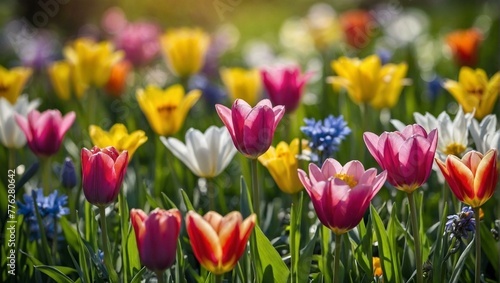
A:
261 66 312 114
186 211 256 275
15 109 75 157
298 158 386 235
81 146 128 206
339 9 376 49
363 124 438 193
215 99 285 159
130 208 182 272
436 149 498 208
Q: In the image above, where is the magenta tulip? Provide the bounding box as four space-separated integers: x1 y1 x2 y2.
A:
215 99 285 159
363 124 438 193
261 66 312 113
15 109 75 157
81 146 129 206
298 158 387 235
130 208 182 273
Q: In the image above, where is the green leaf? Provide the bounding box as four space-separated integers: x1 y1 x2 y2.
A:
318 225 333 283
290 192 303 283
34 266 74 283
146 192 162 209
60 217 80 252
130 266 146 283
239 176 253 218
298 223 321 282
371 205 402 283
480 222 499 278
387 203 403 282
449 237 475 283
431 203 448 283
161 192 178 209
76 212 91 283
353 218 373 276
119 191 131 282
251 225 290 283
68 247 86 283
180 189 195 211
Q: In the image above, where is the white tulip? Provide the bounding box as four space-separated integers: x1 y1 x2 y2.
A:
469 114 500 154
160 126 237 178
0 95 40 149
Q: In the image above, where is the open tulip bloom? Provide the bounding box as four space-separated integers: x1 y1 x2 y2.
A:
186 211 256 275
363 124 438 193
298 158 387 235
160 126 237 178
130 208 182 274
0 95 40 149
215 99 285 159
81 146 129 207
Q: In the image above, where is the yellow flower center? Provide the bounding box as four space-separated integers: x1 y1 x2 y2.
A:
467 86 484 97
0 82 9 92
334 173 358 188
157 104 177 119
443 143 466 156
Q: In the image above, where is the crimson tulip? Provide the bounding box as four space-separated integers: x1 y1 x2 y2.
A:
298 158 387 235
15 109 75 157
81 146 128 206
215 99 285 159
130 208 182 272
261 66 312 114
436 149 498 208
186 211 256 275
363 124 438 193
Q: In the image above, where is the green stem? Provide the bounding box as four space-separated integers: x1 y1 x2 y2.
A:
156 271 165 283
474 207 481 283
98 206 119 282
250 158 260 222
360 102 370 163
214 273 222 283
206 178 216 212
155 135 164 197
87 88 96 126
334 233 342 283
290 193 301 283
8 148 16 171
41 157 52 195
407 192 423 283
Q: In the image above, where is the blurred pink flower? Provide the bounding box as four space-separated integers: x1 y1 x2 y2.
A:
363 124 438 193
261 66 312 114
15 109 75 157
215 99 285 159
114 21 161 66
298 158 387 235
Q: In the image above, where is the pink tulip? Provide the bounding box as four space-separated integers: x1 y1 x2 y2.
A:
298 158 387 235
261 66 312 113
215 99 285 159
130 208 182 272
363 124 438 193
81 146 128 206
115 21 161 66
15 109 75 157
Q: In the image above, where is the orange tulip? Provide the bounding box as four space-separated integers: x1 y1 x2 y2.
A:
445 28 482 67
105 60 132 98
339 9 375 49
186 211 256 275
436 149 498 208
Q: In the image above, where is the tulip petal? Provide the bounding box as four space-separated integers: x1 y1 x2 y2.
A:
161 136 201 176
186 211 222 272
474 150 497 201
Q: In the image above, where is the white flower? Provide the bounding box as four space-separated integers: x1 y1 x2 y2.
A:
160 126 237 178
469 114 500 154
0 95 40 149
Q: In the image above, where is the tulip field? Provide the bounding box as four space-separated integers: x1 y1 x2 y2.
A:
1 1 500 282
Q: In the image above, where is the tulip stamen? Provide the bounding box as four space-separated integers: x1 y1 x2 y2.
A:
157 104 177 118
0 82 10 92
443 143 466 156
334 173 358 188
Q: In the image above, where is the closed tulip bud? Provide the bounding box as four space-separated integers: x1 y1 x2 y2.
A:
15 109 76 157
186 211 256 275
81 146 128 206
130 208 182 273
60 157 77 189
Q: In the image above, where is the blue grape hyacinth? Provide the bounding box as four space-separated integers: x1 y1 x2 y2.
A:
300 115 351 164
17 189 70 241
445 206 476 241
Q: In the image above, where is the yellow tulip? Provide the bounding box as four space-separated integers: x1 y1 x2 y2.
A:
0 66 32 104
47 61 87 100
329 55 408 108
136 84 201 136
64 38 124 88
89 123 148 159
258 139 305 194
160 28 209 78
220 68 261 106
443 67 500 119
